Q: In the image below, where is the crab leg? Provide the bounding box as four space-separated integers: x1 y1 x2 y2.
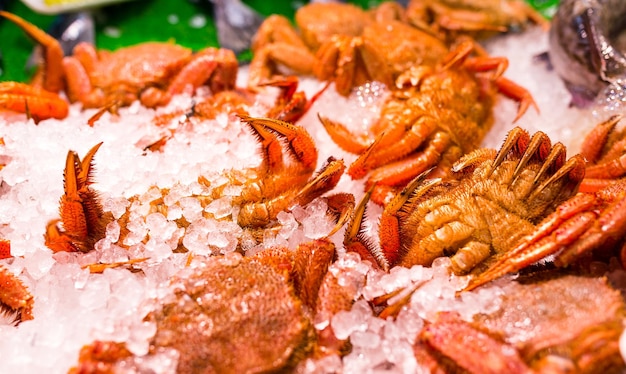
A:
236 157 345 228
343 185 385 268
0 11 65 93
556 183 626 266
363 131 452 187
421 312 532 374
462 193 597 292
379 172 442 268
0 265 34 324
239 116 318 171
0 82 69 120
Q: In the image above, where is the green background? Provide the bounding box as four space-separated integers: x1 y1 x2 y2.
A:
0 0 558 83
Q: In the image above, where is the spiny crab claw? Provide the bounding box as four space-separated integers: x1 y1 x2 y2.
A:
45 142 109 253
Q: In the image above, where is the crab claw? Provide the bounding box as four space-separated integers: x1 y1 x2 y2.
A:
45 143 110 253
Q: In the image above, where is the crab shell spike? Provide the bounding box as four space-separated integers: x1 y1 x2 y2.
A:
511 130 551 182
528 154 586 202
0 11 65 93
239 115 318 170
490 126 530 176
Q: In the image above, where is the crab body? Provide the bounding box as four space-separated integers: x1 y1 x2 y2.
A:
321 40 537 204
70 239 363 373
348 127 585 275
63 42 237 109
405 0 548 42
420 274 626 373
465 116 626 291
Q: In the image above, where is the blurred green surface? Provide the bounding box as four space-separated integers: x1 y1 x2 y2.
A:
0 0 559 83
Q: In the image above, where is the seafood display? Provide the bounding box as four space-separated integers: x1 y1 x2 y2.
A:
1 1 626 373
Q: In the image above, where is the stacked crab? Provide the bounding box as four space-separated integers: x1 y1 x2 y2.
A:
0 1 625 373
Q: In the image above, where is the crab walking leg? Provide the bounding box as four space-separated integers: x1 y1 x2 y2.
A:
0 11 65 93
0 265 34 324
0 82 69 120
420 313 532 374
378 173 442 269
239 116 319 171
236 157 345 228
342 186 385 268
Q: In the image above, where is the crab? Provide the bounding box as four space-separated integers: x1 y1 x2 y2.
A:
320 39 537 205
44 116 352 254
345 126 585 275
405 0 549 42
69 238 365 373
464 116 626 291
418 273 626 373
0 11 238 116
249 2 447 96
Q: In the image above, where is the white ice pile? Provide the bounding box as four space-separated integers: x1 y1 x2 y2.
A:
0 23 624 373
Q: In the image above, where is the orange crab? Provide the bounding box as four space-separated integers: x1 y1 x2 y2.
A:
250 2 440 95
345 126 585 274
70 238 363 373
44 116 352 254
0 11 238 117
418 275 625 373
249 1 543 97
464 116 626 291
405 0 549 42
320 39 537 205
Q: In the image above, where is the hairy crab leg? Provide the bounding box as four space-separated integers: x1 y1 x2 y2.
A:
0 265 34 324
0 11 65 93
239 115 318 171
0 82 69 120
